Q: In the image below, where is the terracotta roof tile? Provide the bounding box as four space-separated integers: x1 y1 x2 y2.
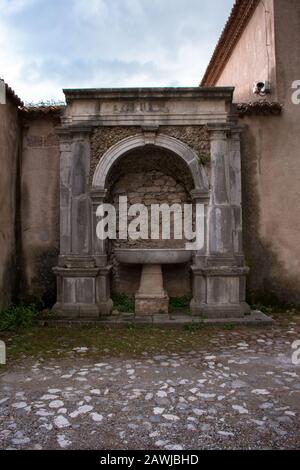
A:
20 105 65 116
236 101 283 116
4 82 23 107
201 0 260 86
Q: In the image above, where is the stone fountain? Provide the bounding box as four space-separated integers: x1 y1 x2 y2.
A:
52 87 253 321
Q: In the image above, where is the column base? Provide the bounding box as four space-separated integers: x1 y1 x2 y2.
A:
191 264 250 319
53 263 113 318
52 301 113 319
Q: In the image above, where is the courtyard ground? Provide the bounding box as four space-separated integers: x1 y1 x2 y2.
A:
0 315 300 450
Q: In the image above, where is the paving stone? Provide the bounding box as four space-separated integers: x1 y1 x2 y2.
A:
1 322 300 449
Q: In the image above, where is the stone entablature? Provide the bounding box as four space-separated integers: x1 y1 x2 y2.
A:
53 87 250 319
62 87 234 127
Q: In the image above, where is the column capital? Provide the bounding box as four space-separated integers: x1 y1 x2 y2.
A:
190 189 210 203
207 122 231 131
207 123 231 141
229 124 244 140
56 125 93 140
90 187 108 205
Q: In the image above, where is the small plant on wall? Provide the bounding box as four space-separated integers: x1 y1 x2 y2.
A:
198 153 210 166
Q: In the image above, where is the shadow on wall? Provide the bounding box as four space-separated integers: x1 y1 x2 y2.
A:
20 246 59 308
241 122 300 307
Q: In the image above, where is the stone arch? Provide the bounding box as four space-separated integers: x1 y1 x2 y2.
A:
92 133 209 192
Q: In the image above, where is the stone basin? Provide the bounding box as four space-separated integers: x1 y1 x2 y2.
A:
115 249 193 265
115 249 193 316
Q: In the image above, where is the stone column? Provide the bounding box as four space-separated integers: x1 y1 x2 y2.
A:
228 127 249 310
190 189 211 265
56 126 92 263
228 128 245 263
90 188 108 267
190 189 210 314
90 188 113 315
190 124 250 318
53 127 112 318
70 129 92 256
57 130 72 256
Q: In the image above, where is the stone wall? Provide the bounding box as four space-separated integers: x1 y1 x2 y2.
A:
20 113 60 305
106 147 195 297
0 97 20 308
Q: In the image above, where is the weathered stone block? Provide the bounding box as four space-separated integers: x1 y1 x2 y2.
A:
135 296 169 316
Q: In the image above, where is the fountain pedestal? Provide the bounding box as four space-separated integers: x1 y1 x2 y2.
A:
115 249 192 316
135 264 169 315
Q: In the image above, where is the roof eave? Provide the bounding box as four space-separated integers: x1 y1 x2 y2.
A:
200 0 260 87
4 83 23 107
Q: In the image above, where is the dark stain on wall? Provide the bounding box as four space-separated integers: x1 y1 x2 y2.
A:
20 246 59 308
241 124 300 306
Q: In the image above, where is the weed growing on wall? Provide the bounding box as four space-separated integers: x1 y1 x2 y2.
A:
112 293 135 313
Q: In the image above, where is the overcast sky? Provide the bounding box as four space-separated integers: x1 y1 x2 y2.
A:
0 0 233 103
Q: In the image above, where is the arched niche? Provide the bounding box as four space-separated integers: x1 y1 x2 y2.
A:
92 133 209 193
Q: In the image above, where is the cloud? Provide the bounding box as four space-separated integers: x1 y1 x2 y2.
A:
0 0 234 102
0 0 37 16
20 57 167 85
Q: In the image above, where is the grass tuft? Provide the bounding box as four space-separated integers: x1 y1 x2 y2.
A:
184 321 206 332
0 304 39 332
223 322 236 331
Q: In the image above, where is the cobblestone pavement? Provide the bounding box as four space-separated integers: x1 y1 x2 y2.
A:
0 322 300 450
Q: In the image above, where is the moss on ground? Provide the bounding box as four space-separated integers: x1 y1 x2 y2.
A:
0 310 299 367
0 326 215 365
